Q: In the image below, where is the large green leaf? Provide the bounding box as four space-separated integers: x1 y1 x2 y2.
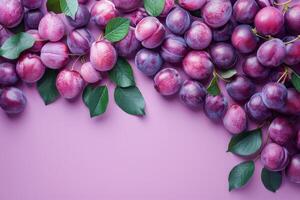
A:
229 161 255 191
261 168 282 193
104 17 130 42
207 76 220 96
47 0 62 13
291 72 300 92
60 0 78 19
144 0 165 17
220 69 237 79
37 69 60 105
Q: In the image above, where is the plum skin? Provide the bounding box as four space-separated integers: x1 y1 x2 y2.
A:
279 88 300 116
24 9 43 30
268 117 295 146
66 5 91 28
184 21 212 50
226 76 256 102
56 69 85 99
38 12 65 42
286 154 300 184
135 49 162 76
90 40 117 72
67 29 94 55
0 87 27 114
284 37 300 66
0 0 24 28
204 94 228 122
0 62 18 86
261 143 289 171
179 80 207 108
245 93 271 122
285 5 300 35
80 62 102 84
261 82 287 110
16 53 45 83
161 35 188 63
233 0 259 24
231 25 259 54
91 0 118 27
26 30 45 53
154 68 182 96
223 104 247 135
242 55 270 80
178 0 207 11
160 0 175 17
111 0 141 13
210 42 236 70
166 7 191 35
40 42 69 69
22 0 43 10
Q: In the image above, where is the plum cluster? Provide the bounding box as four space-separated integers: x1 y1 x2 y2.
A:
0 0 300 185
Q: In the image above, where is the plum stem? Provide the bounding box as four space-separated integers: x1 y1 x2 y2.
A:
273 0 292 6
277 67 289 84
252 28 270 40
284 35 300 44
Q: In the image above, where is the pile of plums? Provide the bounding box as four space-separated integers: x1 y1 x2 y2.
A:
1 0 300 184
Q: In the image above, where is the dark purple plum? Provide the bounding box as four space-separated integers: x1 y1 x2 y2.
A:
212 19 236 42
202 0 232 28
38 12 65 42
257 39 286 68
210 42 236 70
204 94 228 121
284 37 300 66
261 82 287 110
254 6 284 36
0 63 18 86
182 51 214 81
0 87 26 114
135 49 162 76
111 0 141 13
268 67 286 83
245 93 272 122
166 7 191 35
242 55 270 80
261 143 289 171
231 25 259 54
66 5 90 28
226 76 256 102
115 27 141 59
286 154 300 184
233 0 259 24
161 34 188 63
269 117 295 146
41 42 69 69
22 0 43 10
24 9 43 30
91 0 118 27
179 80 207 108
0 0 24 28
154 68 182 96
67 29 94 55
184 21 212 50
223 104 247 134
285 4 300 35
279 88 300 116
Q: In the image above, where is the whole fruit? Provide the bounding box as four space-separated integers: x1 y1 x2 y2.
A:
242 55 270 80
233 0 259 24
279 88 300 116
66 5 90 28
38 12 65 42
223 104 247 134
40 42 69 69
261 143 289 171
91 0 118 27
269 117 295 146
111 0 141 12
245 93 272 122
115 27 141 58
261 82 287 110
135 49 162 76
0 87 27 114
284 37 300 66
24 9 43 30
204 94 228 122
226 76 256 102
154 68 182 96
231 25 259 54
80 62 102 84
179 80 207 108
160 35 188 63
184 21 212 50
166 7 191 35
67 29 94 55
0 62 18 86
0 0 24 28
285 4 300 35
210 42 236 70
286 154 300 184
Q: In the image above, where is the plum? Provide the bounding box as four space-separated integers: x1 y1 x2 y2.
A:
233 0 259 24
285 4 300 35
0 0 24 28
80 62 102 83
245 93 272 122
111 0 141 13
204 94 228 122
231 25 259 54
160 34 188 63
22 0 43 10
40 42 69 69
223 104 247 134
284 37 300 66
135 48 162 76
286 154 300 184
184 21 212 50
226 76 256 102
261 82 287 110
91 0 118 27
178 0 207 11
38 12 65 42
67 29 94 55
0 87 27 114
269 117 295 146
166 7 191 35
0 62 18 86
242 55 270 80
210 42 236 70
115 27 141 58
261 143 289 171
66 5 90 28
179 80 207 108
24 9 43 30
154 68 182 96
279 88 300 116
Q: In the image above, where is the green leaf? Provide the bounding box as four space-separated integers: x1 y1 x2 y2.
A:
261 168 282 193
108 57 135 87
37 69 60 105
0 32 35 60
144 0 165 17
82 85 109 118
114 86 145 116
47 0 62 13
220 69 237 79
291 72 300 92
227 129 262 157
207 76 220 96
104 17 130 42
229 161 255 191
60 0 78 19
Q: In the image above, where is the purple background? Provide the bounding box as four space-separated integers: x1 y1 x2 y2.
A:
1 0 300 199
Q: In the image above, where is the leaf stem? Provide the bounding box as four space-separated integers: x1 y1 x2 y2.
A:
214 70 230 83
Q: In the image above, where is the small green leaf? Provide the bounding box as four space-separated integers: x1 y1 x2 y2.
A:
220 69 237 79
109 57 135 87
227 129 262 157
261 168 282 193
104 17 130 42
114 86 145 116
60 0 78 19
0 32 35 60
144 0 165 17
291 72 300 92
229 161 255 191
47 0 62 13
37 69 60 105
83 85 109 118
207 76 220 96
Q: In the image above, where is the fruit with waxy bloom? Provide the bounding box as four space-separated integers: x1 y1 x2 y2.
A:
16 53 45 83
115 27 141 58
154 68 182 96
268 117 295 146
210 42 236 70
24 9 43 30
285 4 300 35
184 21 212 50
56 69 85 99
204 94 228 122
242 55 270 80
223 104 247 134
261 143 289 171
90 40 117 72
160 35 188 63
212 19 236 42
80 62 102 84
22 0 43 10
245 93 271 122
226 76 256 102
178 0 207 11
166 7 191 35
91 0 118 27
111 0 141 13
179 80 207 108
233 0 259 24
135 48 162 76
261 82 287 110
0 87 27 114
0 63 18 86
66 5 90 28
286 154 300 184
279 88 300 116
67 29 94 55
38 12 65 42
284 37 300 66
26 30 45 53
40 42 69 69
0 0 24 28
135 16 166 49
231 25 259 54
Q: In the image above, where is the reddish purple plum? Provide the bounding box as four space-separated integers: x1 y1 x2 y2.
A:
66 5 90 28
135 48 162 76
204 94 228 122
269 117 295 146
223 104 247 134
210 42 236 70
56 69 85 99
233 0 259 24
226 76 256 102
179 80 207 108
111 0 141 13
0 0 23 28
90 40 117 72
91 0 118 27
160 34 188 63
231 25 259 54
135 17 166 49
67 29 94 55
261 82 287 110
0 87 27 114
166 7 191 35
154 68 182 96
22 0 43 10
245 93 272 122
261 143 289 171
80 62 102 84
284 37 300 66
242 55 270 80
212 19 236 42
38 12 65 42
24 9 43 30
26 30 45 53
115 27 141 58
16 53 45 83
184 21 212 50
0 63 18 86
183 51 214 81
178 0 206 11
41 42 69 69
285 5 300 35
286 154 300 184
279 88 300 116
